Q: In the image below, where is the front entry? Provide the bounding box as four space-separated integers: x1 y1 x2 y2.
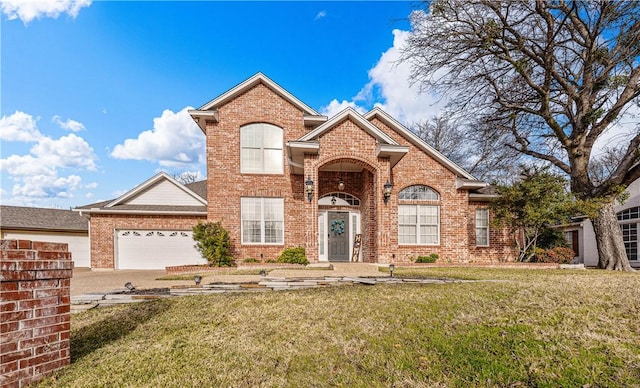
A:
328 211 350 262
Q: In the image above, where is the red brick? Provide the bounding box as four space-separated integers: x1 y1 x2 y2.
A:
1 250 36 260
33 322 70 336
1 281 18 291
31 241 68 252
0 240 18 249
19 316 60 330
0 360 18 374
35 269 73 280
0 310 32 323
0 341 18 354
17 240 32 249
0 301 17 312
18 296 59 310
19 279 59 290
19 334 59 350
1 349 32 364
35 251 72 261
1 271 37 281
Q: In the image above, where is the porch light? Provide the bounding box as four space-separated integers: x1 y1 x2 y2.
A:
389 264 395 277
305 176 314 202
383 181 393 204
338 180 345 191
194 275 202 286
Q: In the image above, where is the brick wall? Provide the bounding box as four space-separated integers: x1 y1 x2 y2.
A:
0 239 72 387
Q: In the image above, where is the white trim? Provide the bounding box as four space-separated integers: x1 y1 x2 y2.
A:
198 73 320 116
475 208 490 247
299 107 400 146
319 210 361 262
105 172 207 208
240 197 284 245
364 108 476 180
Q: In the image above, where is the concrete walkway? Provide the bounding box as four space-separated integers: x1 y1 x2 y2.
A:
70 263 384 296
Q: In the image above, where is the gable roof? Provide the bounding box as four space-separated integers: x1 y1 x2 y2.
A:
364 108 478 181
76 172 207 215
189 73 327 132
0 205 88 232
299 107 400 145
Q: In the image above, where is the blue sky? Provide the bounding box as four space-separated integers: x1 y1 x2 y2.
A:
3 0 451 209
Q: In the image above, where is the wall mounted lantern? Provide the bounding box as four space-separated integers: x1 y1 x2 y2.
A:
383 180 393 204
305 176 314 202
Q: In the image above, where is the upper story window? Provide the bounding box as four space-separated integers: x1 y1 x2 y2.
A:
240 123 283 174
398 185 440 245
398 185 440 201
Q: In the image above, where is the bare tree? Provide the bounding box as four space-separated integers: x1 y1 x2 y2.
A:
411 114 522 183
403 0 640 270
171 171 201 185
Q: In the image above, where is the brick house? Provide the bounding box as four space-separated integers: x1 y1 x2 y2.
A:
78 73 514 269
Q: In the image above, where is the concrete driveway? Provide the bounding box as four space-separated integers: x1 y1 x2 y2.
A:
70 263 383 296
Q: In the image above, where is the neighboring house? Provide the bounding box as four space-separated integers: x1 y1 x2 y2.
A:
75 175 208 270
0 205 90 267
78 73 515 270
560 178 640 268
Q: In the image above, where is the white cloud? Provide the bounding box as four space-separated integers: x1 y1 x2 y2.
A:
0 110 98 202
0 111 43 142
319 99 367 118
1 0 91 24
111 107 205 168
320 29 446 126
359 29 447 125
31 133 97 171
315 10 327 20
52 115 85 132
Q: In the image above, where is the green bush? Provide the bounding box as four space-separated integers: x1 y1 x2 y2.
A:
192 221 235 267
243 258 259 263
415 254 438 263
278 247 309 265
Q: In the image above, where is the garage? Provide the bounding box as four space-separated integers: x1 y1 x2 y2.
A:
115 229 207 270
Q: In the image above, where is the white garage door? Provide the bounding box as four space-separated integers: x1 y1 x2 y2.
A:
116 230 207 270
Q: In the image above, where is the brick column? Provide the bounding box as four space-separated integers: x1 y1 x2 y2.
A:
0 239 73 387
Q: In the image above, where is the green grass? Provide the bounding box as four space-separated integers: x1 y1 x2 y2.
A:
39 269 640 387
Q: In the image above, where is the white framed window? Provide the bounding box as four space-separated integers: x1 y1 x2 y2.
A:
240 123 283 174
241 197 284 244
475 208 490 247
398 185 440 245
398 205 439 245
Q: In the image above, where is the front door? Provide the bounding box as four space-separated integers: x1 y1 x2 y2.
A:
328 211 349 262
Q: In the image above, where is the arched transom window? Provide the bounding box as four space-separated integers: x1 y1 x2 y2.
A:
240 123 283 174
398 185 440 201
319 192 360 206
398 185 440 245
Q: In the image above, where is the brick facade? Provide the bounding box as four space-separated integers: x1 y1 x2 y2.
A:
199 75 515 264
88 214 205 269
0 240 72 387
82 73 515 269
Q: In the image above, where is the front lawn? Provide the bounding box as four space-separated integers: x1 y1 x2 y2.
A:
38 269 640 387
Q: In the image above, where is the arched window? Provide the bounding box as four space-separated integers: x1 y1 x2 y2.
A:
398 185 440 201
618 207 640 221
240 123 283 174
319 192 360 206
398 185 439 245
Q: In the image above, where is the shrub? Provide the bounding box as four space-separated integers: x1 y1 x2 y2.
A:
278 247 308 265
192 221 235 267
416 254 438 263
537 227 569 249
243 258 259 263
533 247 575 264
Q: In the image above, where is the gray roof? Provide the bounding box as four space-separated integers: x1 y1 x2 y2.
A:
0 205 88 232
185 180 207 200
